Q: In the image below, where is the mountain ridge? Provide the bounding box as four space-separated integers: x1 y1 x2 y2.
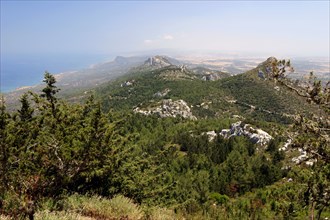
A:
2 55 322 119
94 56 320 126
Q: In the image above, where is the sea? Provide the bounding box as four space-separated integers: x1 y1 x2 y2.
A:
0 53 113 93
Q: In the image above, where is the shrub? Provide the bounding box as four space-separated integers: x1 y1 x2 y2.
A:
209 192 229 205
109 195 143 219
66 194 143 219
144 206 180 220
34 210 92 220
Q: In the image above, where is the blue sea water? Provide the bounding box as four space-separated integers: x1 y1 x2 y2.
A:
0 53 113 93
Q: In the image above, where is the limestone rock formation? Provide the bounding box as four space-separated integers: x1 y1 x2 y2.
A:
219 121 273 146
134 99 196 120
153 88 171 98
144 56 172 68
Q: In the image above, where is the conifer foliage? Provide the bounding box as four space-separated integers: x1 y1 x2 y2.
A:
0 73 114 219
268 58 330 219
0 68 328 219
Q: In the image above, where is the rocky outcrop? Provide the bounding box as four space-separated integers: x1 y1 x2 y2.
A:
153 88 171 98
257 57 277 69
201 72 229 81
203 121 272 146
258 69 266 79
256 57 294 80
158 67 197 81
219 121 273 146
144 56 172 68
281 138 315 166
205 131 217 141
134 99 196 120
280 138 292 151
191 67 230 81
120 80 135 87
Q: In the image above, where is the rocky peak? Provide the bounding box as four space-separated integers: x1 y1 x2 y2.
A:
256 56 277 69
114 56 129 65
266 56 277 63
254 56 279 80
144 56 172 68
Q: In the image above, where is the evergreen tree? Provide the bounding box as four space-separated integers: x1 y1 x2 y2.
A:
268 59 330 219
18 93 34 122
40 71 60 117
0 97 9 191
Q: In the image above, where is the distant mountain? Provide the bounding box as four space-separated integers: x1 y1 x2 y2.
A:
138 56 230 81
55 55 148 88
95 57 319 123
3 56 148 110
143 55 175 68
3 55 322 120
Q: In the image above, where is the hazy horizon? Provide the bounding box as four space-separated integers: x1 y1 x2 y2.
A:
1 1 329 92
1 1 329 57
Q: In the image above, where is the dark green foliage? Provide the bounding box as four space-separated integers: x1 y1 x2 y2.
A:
1 80 288 218
209 192 229 205
18 93 34 122
0 74 115 218
41 71 60 117
219 73 314 123
1 66 328 219
0 98 10 192
41 71 60 102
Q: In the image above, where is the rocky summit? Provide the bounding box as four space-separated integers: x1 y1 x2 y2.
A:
144 55 173 68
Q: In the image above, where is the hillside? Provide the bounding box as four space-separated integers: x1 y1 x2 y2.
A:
1 56 329 220
96 56 319 124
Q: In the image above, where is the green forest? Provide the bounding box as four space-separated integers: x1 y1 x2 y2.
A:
1 58 329 220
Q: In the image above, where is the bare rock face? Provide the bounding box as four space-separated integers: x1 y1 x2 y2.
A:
201 72 228 81
281 138 315 166
192 67 230 81
134 99 196 120
205 131 217 141
144 56 172 68
219 121 273 146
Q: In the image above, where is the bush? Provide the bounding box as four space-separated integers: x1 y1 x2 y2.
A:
144 206 181 220
209 192 229 205
109 195 143 219
66 194 143 219
181 199 202 214
34 210 91 220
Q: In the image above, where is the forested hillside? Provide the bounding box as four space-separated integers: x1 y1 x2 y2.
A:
0 58 329 219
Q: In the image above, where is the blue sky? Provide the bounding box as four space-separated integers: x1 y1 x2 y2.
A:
1 1 329 57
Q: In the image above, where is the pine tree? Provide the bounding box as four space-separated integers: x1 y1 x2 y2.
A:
40 72 60 117
0 96 9 191
268 59 330 219
18 93 34 122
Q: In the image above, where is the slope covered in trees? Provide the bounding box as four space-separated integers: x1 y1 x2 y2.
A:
0 57 329 219
96 57 319 124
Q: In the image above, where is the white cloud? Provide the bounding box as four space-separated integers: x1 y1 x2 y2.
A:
163 35 174 40
143 34 174 46
144 39 153 44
